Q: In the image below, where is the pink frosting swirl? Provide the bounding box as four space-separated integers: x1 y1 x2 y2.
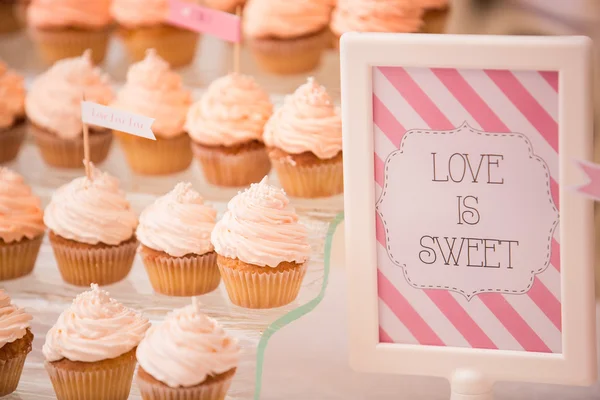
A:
186 73 273 146
244 0 331 39
264 78 342 159
136 302 239 387
44 164 138 246
25 50 114 139
211 176 310 267
0 168 45 243
137 183 217 257
0 61 25 130
331 0 424 35
0 290 32 349
113 50 191 139
111 0 168 27
27 0 112 29
43 284 150 363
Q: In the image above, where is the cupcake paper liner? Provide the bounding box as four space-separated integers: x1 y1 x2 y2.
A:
49 233 138 286
137 368 234 400
0 235 43 281
217 258 307 309
30 26 110 65
30 124 113 169
0 123 26 164
119 25 199 68
192 142 271 187
248 29 327 75
0 352 28 397
271 156 344 198
0 2 21 34
45 355 137 400
115 131 193 175
140 248 221 297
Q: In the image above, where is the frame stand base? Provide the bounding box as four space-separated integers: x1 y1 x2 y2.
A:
450 369 493 400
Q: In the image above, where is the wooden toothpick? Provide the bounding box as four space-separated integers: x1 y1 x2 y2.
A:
233 6 242 74
82 93 91 180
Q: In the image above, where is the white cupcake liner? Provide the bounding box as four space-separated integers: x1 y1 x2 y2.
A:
137 370 234 400
140 249 221 296
217 259 307 309
45 357 137 400
0 352 28 396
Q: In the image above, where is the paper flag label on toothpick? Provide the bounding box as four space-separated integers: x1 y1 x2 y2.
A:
166 0 241 42
81 101 156 141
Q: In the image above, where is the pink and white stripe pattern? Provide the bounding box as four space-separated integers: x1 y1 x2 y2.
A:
374 67 561 353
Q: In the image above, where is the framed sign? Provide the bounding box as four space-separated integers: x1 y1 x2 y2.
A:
341 33 595 398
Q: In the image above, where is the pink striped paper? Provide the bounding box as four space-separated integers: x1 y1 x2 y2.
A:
374 67 561 353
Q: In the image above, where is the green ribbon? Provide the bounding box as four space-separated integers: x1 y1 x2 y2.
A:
253 212 345 399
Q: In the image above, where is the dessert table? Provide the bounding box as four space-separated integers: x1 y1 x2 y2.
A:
1 29 599 400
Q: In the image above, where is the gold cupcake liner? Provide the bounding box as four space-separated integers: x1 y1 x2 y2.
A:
0 235 43 281
248 29 327 75
49 234 138 286
0 2 21 34
192 143 271 187
29 26 111 65
271 156 344 198
0 352 28 397
119 25 199 68
45 357 137 400
0 123 26 164
217 259 307 309
115 131 193 175
140 249 220 297
137 370 234 400
30 124 113 169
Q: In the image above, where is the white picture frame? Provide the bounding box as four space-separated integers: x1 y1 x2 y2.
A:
340 33 596 398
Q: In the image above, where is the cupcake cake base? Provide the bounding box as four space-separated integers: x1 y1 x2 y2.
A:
0 235 43 281
118 25 199 69
140 245 221 297
30 124 113 169
29 26 111 65
217 255 307 309
269 148 343 198
115 131 193 175
192 140 271 187
137 366 236 400
0 328 33 397
46 348 137 400
248 29 328 75
49 231 138 286
0 119 26 164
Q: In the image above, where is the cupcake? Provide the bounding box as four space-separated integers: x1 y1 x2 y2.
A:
137 182 220 296
0 290 33 397
44 284 150 400
136 302 239 400
203 0 245 13
264 78 343 198
111 0 200 68
419 0 449 34
211 176 310 308
0 168 45 280
0 0 21 33
27 0 112 65
25 50 114 169
243 0 331 75
0 61 26 164
330 0 424 47
44 164 138 286
112 49 193 175
186 73 273 187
